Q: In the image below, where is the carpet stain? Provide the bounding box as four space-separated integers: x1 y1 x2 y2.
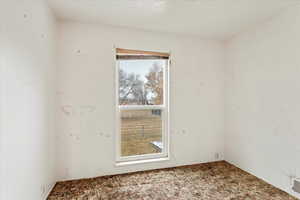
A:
47 161 297 200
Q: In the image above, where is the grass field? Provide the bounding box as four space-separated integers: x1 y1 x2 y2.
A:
121 112 162 156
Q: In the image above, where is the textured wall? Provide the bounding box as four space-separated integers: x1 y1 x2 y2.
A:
1 0 58 199
56 21 225 181
225 5 300 199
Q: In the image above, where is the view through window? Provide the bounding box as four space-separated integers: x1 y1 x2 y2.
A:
117 50 169 161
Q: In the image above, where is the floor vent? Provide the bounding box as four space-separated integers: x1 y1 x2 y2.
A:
292 179 300 193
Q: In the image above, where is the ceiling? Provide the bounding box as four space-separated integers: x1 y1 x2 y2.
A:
47 0 299 40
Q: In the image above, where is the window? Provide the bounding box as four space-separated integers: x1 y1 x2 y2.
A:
116 48 169 162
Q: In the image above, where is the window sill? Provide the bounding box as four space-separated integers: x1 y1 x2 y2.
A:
115 157 170 167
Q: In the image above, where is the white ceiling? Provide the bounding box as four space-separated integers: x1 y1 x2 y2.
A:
47 0 299 40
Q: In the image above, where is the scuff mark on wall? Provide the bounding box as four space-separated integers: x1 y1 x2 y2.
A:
61 105 73 116
61 105 96 116
80 105 96 116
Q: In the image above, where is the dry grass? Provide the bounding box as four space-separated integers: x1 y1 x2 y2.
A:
121 115 162 156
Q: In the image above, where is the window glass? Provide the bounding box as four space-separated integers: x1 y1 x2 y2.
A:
120 109 163 156
119 60 164 105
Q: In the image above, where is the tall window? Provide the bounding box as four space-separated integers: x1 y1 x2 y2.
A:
116 48 169 162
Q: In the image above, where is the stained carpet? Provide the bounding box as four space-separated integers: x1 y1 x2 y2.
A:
47 161 297 200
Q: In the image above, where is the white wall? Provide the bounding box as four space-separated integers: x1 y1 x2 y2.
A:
1 0 58 199
0 8 5 199
57 22 225 181
1 1 300 198
225 5 300 199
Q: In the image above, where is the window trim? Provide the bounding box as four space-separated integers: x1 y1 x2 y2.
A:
115 54 170 163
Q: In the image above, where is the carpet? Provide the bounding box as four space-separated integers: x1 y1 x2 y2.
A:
47 161 297 200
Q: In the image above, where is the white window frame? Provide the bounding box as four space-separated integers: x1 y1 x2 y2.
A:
115 55 170 163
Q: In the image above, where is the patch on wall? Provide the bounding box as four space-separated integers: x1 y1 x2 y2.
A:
292 179 300 193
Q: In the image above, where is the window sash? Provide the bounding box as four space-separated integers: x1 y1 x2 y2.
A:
119 105 165 110
117 107 168 162
116 54 170 163
118 59 166 106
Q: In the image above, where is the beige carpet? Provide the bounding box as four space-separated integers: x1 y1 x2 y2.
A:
48 161 297 200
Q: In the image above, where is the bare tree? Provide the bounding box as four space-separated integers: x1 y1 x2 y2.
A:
145 62 163 105
119 62 164 105
119 69 149 105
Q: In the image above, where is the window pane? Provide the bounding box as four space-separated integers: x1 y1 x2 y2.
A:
119 60 164 105
121 109 163 157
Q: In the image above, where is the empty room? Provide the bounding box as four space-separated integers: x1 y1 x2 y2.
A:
1 0 300 199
